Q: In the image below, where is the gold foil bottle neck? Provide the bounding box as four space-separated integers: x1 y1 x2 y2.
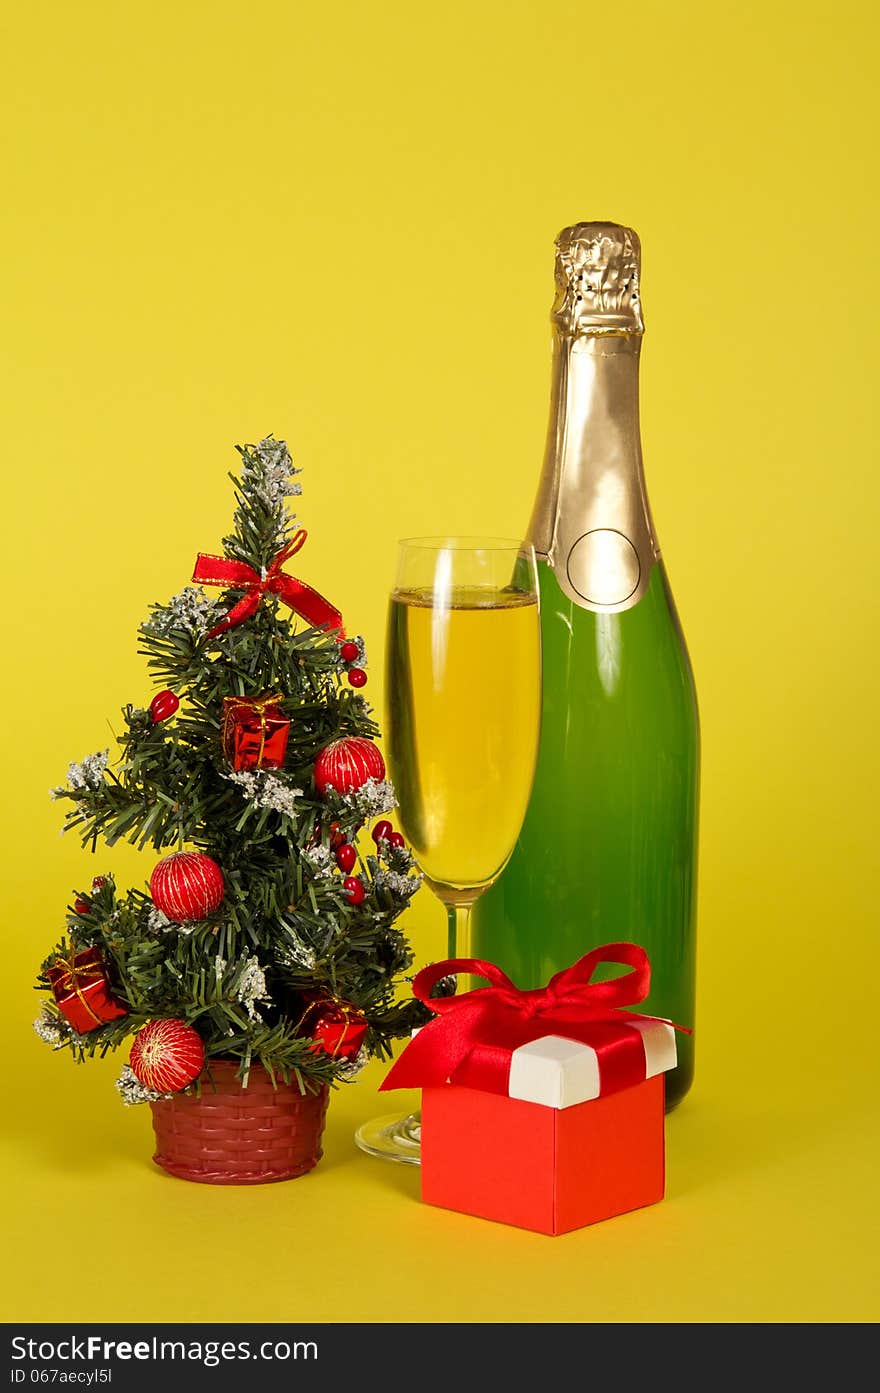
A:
529 220 658 612
552 222 643 336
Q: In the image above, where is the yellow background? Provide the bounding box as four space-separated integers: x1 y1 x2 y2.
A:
2 0 877 1323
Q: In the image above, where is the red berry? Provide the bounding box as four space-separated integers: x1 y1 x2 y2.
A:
389 832 406 849
74 897 91 915
329 821 345 850
336 843 357 873
347 667 367 688
150 689 180 723
372 820 393 845
343 876 366 906
91 876 108 892
340 640 360 663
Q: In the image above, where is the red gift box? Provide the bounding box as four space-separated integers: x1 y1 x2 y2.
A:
47 947 128 1034
221 693 290 771
381 943 685 1236
298 993 369 1061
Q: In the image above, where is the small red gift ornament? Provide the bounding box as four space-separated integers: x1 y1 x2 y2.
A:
47 947 128 1034
299 993 368 1061
221 693 290 772
382 943 689 1236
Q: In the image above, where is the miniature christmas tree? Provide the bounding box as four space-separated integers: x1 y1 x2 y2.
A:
35 438 423 1109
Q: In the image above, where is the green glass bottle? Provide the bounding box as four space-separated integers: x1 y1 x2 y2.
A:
472 223 699 1107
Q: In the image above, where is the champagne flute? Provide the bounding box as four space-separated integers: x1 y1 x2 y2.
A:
355 538 541 1164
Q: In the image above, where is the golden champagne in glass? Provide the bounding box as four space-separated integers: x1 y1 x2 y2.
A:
356 539 541 1164
387 587 541 921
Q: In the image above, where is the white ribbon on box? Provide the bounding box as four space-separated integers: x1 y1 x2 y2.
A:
506 1020 677 1110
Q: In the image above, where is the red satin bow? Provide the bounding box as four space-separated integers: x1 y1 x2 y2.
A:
192 529 344 641
381 942 689 1099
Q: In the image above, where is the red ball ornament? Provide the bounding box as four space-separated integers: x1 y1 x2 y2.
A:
74 897 91 915
129 1018 205 1093
347 667 368 688
343 876 366 906
339 640 360 663
313 737 385 796
299 995 368 1061
91 876 108 892
150 690 180 724
336 843 357 873
388 832 406 849
372 819 393 845
150 852 224 922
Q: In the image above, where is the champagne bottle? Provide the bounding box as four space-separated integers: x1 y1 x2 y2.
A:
471 222 699 1107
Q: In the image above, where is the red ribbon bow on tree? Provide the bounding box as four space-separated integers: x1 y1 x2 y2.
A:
192 529 344 641
381 942 690 1099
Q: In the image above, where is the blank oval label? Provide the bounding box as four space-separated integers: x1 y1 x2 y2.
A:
566 529 641 607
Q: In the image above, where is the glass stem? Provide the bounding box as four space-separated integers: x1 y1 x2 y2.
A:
446 902 473 959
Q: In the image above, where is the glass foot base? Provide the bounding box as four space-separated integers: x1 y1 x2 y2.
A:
354 1111 422 1166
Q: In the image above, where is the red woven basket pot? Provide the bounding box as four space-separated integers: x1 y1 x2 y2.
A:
149 1060 329 1184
